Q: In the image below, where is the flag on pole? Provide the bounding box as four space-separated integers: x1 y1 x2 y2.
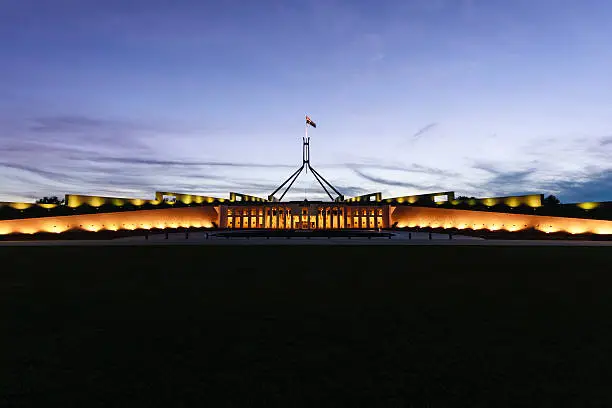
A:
306 115 317 128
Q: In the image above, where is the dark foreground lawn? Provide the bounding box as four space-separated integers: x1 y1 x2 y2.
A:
1 245 612 407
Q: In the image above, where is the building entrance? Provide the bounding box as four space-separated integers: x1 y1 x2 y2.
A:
225 205 387 230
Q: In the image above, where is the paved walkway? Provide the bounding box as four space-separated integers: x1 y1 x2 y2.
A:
2 231 612 246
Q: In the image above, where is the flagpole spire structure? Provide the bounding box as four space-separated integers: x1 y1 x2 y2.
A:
268 116 344 202
304 114 308 174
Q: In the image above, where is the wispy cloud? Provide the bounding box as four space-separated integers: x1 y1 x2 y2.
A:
0 115 155 165
411 163 459 177
0 140 119 158
465 160 612 202
334 185 370 197
552 170 612 202
468 161 539 194
351 167 441 191
29 116 135 133
344 161 459 177
88 156 296 169
412 122 438 139
599 136 612 146
0 163 77 185
26 115 148 146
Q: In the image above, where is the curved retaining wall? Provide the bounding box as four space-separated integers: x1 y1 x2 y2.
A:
391 206 612 235
3 204 612 236
0 207 219 235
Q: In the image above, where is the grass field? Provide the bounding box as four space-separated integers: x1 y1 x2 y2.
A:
1 245 612 406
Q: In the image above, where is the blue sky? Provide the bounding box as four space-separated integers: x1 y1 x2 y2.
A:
1 0 611 202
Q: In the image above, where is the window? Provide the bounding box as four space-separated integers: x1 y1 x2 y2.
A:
162 195 176 203
434 194 449 203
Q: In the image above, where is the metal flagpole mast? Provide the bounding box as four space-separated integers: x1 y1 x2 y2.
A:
305 115 308 174
304 117 307 199
269 114 344 202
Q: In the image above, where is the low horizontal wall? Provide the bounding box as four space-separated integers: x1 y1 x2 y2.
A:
391 206 612 235
0 202 59 210
155 192 227 204
0 207 219 235
65 194 160 208
4 204 612 236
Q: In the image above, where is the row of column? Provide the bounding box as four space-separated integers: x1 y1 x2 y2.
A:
226 206 385 229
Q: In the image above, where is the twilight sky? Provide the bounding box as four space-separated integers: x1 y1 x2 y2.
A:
1 0 612 203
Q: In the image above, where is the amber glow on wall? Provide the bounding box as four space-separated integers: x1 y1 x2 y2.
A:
4 198 612 236
130 199 145 206
449 194 542 208
64 193 223 209
345 193 382 203
0 207 219 235
391 206 612 235
0 202 59 210
65 194 160 208
576 202 599 210
155 191 225 204
389 191 456 205
228 192 265 202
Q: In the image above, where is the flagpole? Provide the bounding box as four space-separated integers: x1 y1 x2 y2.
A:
305 115 308 174
304 116 308 199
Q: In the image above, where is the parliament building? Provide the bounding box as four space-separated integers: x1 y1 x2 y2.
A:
2 189 612 237
2 121 612 237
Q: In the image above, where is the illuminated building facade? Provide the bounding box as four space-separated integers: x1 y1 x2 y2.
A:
2 189 612 236
223 202 388 230
2 130 612 237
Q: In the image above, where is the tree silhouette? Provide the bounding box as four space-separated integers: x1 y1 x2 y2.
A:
543 195 561 206
36 196 65 205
